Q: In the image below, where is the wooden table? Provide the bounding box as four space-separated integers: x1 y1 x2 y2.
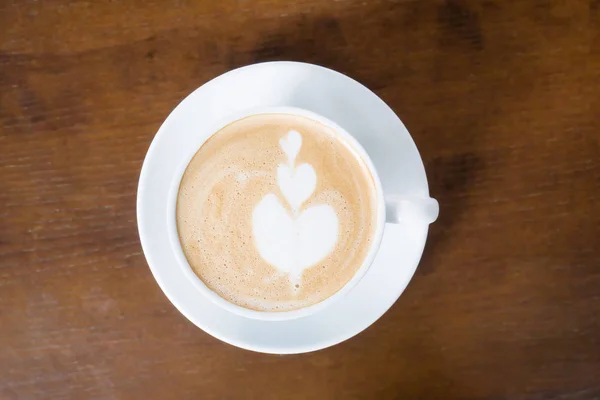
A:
2 1 599 398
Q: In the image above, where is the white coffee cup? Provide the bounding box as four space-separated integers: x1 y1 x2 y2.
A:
167 106 438 321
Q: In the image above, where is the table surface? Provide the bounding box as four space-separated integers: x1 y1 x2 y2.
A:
2 0 600 399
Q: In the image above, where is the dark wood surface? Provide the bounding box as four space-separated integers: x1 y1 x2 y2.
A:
2 0 600 399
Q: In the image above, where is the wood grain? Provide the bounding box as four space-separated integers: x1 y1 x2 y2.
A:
1 0 599 399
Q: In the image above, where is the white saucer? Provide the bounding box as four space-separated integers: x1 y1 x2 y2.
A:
137 62 432 354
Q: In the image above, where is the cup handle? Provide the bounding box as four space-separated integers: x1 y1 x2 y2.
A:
385 195 439 224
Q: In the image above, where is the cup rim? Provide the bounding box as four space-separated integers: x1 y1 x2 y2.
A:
166 106 386 321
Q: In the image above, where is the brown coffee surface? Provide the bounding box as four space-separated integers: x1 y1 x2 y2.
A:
176 113 378 311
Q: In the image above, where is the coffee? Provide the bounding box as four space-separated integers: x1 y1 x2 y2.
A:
176 113 378 312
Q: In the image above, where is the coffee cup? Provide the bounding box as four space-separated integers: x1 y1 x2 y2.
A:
167 106 438 321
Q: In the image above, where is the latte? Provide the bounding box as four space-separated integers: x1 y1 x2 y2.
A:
176 113 378 311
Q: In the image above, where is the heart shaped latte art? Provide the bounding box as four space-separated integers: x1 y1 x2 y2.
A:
252 130 340 287
279 130 302 164
253 194 338 283
277 163 316 211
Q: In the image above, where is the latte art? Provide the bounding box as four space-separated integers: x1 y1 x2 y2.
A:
253 130 339 286
176 113 377 312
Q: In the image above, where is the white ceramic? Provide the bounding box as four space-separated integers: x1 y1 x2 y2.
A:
137 61 438 353
166 106 437 321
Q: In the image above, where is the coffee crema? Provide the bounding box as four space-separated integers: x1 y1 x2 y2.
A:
176 113 378 311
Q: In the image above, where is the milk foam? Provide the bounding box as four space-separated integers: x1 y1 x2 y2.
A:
176 114 377 312
253 131 339 285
